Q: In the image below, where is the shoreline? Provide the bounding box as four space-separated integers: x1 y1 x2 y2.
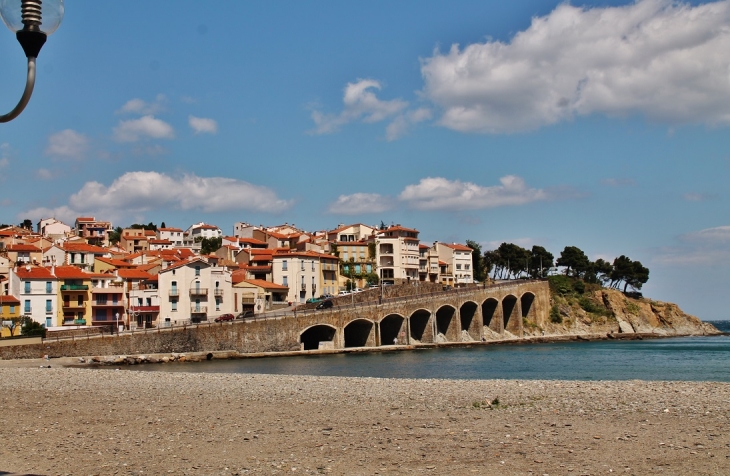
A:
0 330 724 370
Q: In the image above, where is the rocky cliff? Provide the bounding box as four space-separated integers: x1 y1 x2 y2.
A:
526 285 719 337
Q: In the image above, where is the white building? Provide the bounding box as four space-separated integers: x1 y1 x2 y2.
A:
183 223 222 248
157 258 234 324
271 251 339 302
157 227 184 247
8 265 58 327
37 218 71 240
435 242 474 286
375 225 420 285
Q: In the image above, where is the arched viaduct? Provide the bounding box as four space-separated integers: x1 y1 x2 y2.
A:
295 281 550 351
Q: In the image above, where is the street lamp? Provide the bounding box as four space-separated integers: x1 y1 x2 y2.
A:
0 0 64 123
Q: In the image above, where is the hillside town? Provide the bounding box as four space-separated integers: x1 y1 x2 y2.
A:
0 217 474 335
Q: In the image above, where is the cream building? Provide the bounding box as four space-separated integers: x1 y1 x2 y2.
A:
375 226 420 285
435 242 474 286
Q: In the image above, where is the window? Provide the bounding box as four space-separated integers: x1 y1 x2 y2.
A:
77 295 83 306
146 298 151 307
97 294 108 305
10 304 15 314
171 300 178 312
465 264 470 270
24 300 30 313
300 260 304 271
283 276 288 286
24 281 30 293
282 260 288 271
195 266 200 276
112 294 118 304
215 297 221 311
456 264 462 270
137 298 143 307
46 282 52 293
311 260 315 271
95 309 106 321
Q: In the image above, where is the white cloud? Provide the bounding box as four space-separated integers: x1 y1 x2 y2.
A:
327 193 393 215
36 168 54 180
45 129 89 160
601 178 636 187
399 175 550 210
421 0 730 133
189 115 218 135
0 157 8 169
113 116 175 142
311 79 408 134
117 94 167 115
683 192 718 201
385 107 433 141
654 225 730 265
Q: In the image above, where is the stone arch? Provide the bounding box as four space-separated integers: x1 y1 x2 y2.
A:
435 305 457 342
502 295 520 334
300 324 337 351
409 309 433 344
459 301 479 341
481 297 501 334
344 318 375 348
379 314 406 346
521 292 536 322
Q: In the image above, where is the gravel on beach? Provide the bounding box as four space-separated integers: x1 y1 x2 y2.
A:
1 365 730 475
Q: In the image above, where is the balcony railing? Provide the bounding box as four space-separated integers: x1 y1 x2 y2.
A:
61 284 88 291
191 306 207 314
93 301 122 307
189 288 208 296
213 289 224 297
169 289 180 296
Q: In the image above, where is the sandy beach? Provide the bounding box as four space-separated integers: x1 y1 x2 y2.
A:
0 362 729 475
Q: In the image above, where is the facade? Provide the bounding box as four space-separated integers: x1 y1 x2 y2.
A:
5 244 43 265
271 251 339 302
119 228 156 253
418 244 440 282
8 265 58 327
158 259 234 324
334 241 375 288
326 223 377 243
37 218 71 240
435 242 474 286
232 279 289 313
74 217 112 247
62 243 110 270
375 226 420 284
157 227 184 247
183 223 222 248
0 294 21 336
127 275 160 329
53 266 92 327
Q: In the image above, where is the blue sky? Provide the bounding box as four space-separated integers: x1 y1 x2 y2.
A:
1 0 729 319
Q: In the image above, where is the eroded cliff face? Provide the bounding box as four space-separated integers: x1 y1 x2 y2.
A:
526 287 719 337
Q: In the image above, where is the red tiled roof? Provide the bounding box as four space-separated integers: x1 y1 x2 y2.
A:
75 217 95 222
419 244 430 249
384 225 419 233
14 266 55 279
0 295 20 304
62 243 107 254
95 257 135 268
239 279 289 290
6 244 42 252
116 269 153 280
158 227 183 232
53 266 89 279
442 243 473 252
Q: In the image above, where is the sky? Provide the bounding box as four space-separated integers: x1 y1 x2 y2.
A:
1 0 729 319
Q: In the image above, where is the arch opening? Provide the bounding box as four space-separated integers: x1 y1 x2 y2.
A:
435 305 456 342
482 298 499 332
503 295 519 333
410 309 432 343
344 319 374 348
521 292 536 320
300 325 336 351
460 301 478 341
380 314 405 346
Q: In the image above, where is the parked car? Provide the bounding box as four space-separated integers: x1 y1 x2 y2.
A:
352 287 364 293
338 290 351 296
214 313 235 322
306 297 322 304
316 300 333 310
236 311 254 319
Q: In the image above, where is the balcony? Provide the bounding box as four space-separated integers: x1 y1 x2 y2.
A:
92 287 123 293
189 288 208 296
191 306 207 314
379 247 394 255
93 301 122 307
73 319 86 325
213 289 224 297
169 289 180 297
61 284 89 291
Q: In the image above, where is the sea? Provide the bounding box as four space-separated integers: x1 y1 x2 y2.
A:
132 321 730 382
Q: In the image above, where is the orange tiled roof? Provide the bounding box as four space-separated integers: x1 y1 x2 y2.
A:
0 295 20 304
116 269 153 280
15 266 55 279
239 279 289 290
442 243 473 252
62 243 107 254
6 244 42 252
53 265 90 279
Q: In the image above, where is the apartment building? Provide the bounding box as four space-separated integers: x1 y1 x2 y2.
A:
37 218 71 240
271 251 338 302
157 227 185 247
119 228 156 253
8 265 57 327
375 226 420 284
435 242 474 286
74 217 112 247
127 274 160 329
5 244 42 265
418 244 440 282
326 223 377 243
158 258 233 324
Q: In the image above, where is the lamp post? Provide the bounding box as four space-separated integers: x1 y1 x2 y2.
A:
0 0 64 123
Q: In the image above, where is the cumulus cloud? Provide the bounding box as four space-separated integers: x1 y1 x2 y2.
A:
399 175 551 210
601 178 636 187
654 225 730 265
189 115 218 134
311 79 408 134
0 157 8 170
117 94 167 115
421 0 730 133
327 193 393 215
20 171 293 223
385 107 433 141
36 168 54 180
683 192 718 201
45 129 89 160
113 116 175 142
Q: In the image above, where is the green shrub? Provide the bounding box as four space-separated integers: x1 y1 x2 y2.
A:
550 305 562 323
578 296 612 317
548 275 574 295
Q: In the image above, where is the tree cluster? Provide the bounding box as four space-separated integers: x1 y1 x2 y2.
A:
469 241 650 293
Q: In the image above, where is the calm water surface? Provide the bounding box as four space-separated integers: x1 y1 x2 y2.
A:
134 323 730 382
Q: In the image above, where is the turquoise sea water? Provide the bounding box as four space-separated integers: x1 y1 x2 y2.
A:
134 322 730 382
